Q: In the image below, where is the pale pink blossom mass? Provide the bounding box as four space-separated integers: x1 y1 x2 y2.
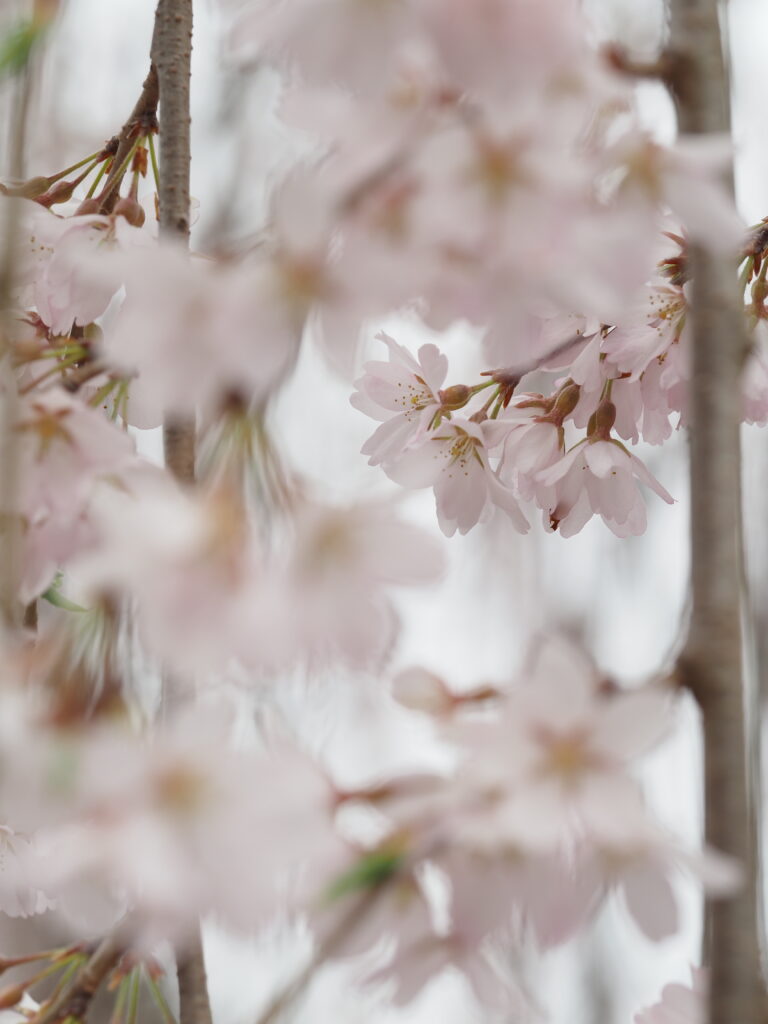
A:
0 0 761 1019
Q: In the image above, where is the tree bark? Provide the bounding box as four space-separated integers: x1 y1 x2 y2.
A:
668 1 765 1020
151 0 196 485
176 930 213 1024
149 5 210 1024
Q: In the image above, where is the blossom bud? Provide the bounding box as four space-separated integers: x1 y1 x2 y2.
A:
36 179 78 207
0 981 27 1010
75 197 101 215
0 176 51 199
751 277 768 307
589 399 617 439
113 197 146 227
438 384 471 411
551 382 580 423
391 667 452 715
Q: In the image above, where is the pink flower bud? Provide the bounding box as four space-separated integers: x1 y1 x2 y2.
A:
438 384 471 411
0 176 51 199
113 197 146 227
75 197 101 216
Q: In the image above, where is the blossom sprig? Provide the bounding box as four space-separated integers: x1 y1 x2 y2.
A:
352 324 676 537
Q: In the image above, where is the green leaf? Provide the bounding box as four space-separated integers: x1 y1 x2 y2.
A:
322 847 404 904
41 573 87 613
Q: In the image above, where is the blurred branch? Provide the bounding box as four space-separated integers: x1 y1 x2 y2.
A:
175 931 212 1024
0 42 37 626
31 934 123 1024
667 0 766 1019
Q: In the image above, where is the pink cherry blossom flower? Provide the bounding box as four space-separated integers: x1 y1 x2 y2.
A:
615 134 745 253
0 826 54 918
536 435 674 538
255 497 444 670
352 331 448 467
98 244 301 420
603 278 688 381
417 0 586 101
72 471 266 676
8 391 138 600
487 389 576 503
231 0 417 94
386 417 529 536
3 708 347 942
589 832 740 942
635 969 706 1024
14 391 136 520
743 321 768 426
449 638 672 852
23 206 149 335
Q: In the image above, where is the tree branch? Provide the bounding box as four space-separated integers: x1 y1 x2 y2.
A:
31 935 123 1024
151 0 195 485
668 0 765 1019
176 930 212 1024
97 64 159 215
149 5 209 1024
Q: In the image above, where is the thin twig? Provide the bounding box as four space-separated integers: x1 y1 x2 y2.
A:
175 932 212 1024
31 935 124 1024
254 884 389 1024
98 66 159 215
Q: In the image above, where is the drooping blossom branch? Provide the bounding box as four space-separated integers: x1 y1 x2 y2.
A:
96 64 159 215
667 0 765 1020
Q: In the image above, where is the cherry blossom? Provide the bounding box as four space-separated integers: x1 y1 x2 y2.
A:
635 969 706 1024
8 390 138 600
351 331 448 466
97 244 301 422
536 426 675 538
386 417 529 536
1 707 348 941
22 204 149 336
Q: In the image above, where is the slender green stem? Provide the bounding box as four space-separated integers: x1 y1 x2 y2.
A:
86 161 108 199
148 132 160 193
739 255 755 296
109 974 130 1024
125 970 140 1024
88 378 118 409
145 971 178 1024
19 352 86 394
53 150 103 180
98 137 142 207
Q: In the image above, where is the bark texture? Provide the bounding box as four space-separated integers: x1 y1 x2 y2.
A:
668 1 765 1020
176 930 213 1024
151 0 196 485
149 5 210 1024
